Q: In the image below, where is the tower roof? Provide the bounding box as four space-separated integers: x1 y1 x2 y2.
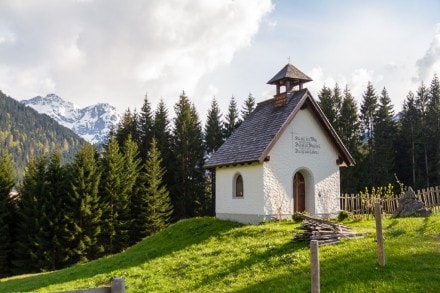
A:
267 63 312 85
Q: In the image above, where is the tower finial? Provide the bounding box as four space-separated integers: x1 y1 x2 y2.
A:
287 56 291 64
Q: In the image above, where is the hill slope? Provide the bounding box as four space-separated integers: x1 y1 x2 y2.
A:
0 90 85 180
1 215 439 292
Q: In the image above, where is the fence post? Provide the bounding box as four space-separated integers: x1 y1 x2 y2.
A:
310 240 320 293
374 202 386 266
111 277 125 293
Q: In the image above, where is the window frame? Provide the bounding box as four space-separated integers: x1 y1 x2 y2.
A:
234 173 244 198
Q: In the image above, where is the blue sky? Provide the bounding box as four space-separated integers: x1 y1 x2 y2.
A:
0 0 439 118
202 0 440 114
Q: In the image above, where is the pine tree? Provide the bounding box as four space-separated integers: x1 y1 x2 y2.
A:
360 82 378 144
36 152 67 271
138 94 154 162
12 156 46 274
204 98 224 154
373 88 397 186
171 92 206 219
427 74 440 185
415 82 431 187
360 82 378 187
223 96 240 138
145 138 173 235
131 162 150 243
0 153 15 277
318 84 343 132
338 86 361 193
397 91 423 187
64 143 102 263
152 99 173 199
99 137 126 254
116 109 138 148
120 135 141 246
241 93 256 120
203 98 224 215
339 86 361 153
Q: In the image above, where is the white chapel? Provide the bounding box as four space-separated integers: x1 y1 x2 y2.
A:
205 63 355 224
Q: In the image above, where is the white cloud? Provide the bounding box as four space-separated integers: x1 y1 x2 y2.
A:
307 67 386 104
0 66 56 98
0 0 273 113
416 23 440 83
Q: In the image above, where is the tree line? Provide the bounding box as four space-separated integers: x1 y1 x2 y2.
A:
318 74 440 193
0 92 254 277
3 73 438 277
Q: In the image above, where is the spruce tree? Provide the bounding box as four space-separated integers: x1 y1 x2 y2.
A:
338 86 361 193
139 94 154 162
360 82 378 143
120 135 141 246
131 161 150 243
36 152 67 271
145 138 173 235
397 91 423 187
415 82 431 187
241 93 256 120
64 143 102 263
12 156 46 274
171 92 206 219
0 153 15 277
318 84 342 132
153 99 172 178
360 82 378 187
99 137 126 254
203 98 224 215
427 74 440 185
204 98 224 154
116 109 138 148
373 88 397 186
223 96 241 138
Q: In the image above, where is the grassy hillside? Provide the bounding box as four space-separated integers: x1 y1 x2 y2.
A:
1 215 439 292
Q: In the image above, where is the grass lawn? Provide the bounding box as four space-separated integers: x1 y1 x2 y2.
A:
1 213 439 292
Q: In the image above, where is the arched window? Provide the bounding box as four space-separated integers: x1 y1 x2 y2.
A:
235 174 244 198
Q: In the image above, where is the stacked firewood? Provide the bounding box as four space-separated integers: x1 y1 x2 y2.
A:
293 214 363 245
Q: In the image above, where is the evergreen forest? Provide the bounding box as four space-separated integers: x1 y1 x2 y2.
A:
1 73 440 276
0 91 85 182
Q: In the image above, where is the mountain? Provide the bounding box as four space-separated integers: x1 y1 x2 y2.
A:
0 90 85 181
21 94 121 144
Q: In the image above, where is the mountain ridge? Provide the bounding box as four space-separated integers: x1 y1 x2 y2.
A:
21 94 121 144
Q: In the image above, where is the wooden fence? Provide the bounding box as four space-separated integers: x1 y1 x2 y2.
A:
340 186 440 215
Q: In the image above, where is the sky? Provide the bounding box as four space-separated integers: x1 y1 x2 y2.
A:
0 0 439 121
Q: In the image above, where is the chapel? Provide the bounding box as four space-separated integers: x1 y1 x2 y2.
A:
205 63 355 224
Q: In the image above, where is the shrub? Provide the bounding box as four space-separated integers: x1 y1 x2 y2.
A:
292 212 307 222
337 210 353 222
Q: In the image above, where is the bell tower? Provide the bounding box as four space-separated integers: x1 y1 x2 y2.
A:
267 63 312 107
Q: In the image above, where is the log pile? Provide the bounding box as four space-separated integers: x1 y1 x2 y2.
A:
293 214 363 245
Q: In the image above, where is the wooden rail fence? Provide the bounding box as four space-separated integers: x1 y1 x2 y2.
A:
340 186 440 215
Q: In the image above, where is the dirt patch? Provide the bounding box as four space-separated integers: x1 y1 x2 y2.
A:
434 235 440 241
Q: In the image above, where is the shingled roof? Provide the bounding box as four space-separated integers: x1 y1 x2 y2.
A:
267 63 312 85
205 89 355 168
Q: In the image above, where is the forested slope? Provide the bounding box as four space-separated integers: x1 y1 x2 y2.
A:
0 90 84 180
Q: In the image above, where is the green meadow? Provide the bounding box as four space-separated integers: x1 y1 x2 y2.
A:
1 214 439 292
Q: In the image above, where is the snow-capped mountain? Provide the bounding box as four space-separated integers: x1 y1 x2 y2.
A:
21 94 121 144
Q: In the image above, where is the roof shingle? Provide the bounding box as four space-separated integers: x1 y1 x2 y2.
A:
267 63 312 85
205 90 307 168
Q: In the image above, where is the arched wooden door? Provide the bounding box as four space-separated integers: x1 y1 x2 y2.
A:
293 172 305 212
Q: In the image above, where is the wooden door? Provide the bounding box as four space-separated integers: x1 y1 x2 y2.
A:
294 172 305 212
